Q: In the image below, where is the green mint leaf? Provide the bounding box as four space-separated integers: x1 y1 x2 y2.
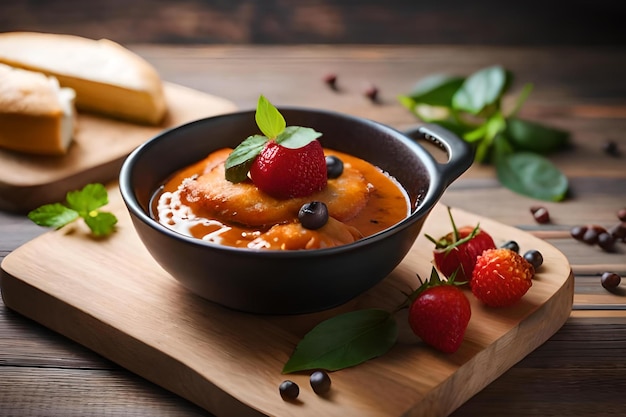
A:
255 95 285 139
453 66 512 115
28 183 118 236
495 151 568 201
28 203 79 229
83 211 118 237
282 308 398 373
275 126 322 149
224 134 268 183
66 183 109 214
405 74 465 107
506 118 569 154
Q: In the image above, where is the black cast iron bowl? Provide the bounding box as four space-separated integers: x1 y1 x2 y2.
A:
119 108 473 315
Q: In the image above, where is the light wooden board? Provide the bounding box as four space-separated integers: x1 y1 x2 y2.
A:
0 186 574 417
0 82 237 212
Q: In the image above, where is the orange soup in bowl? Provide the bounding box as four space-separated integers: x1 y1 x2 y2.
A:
152 148 409 250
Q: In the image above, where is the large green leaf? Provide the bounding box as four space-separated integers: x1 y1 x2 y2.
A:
506 118 569 154
495 151 568 201
283 308 398 373
405 74 465 107
453 66 512 115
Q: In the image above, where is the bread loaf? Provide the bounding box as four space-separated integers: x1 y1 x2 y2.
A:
0 64 76 155
0 32 166 125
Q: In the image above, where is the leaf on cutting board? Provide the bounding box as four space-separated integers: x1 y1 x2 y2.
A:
282 308 398 373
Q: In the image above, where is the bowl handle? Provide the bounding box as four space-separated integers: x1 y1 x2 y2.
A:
403 123 474 185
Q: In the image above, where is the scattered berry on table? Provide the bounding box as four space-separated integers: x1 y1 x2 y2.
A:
601 272 621 290
618 208 626 222
279 380 300 400
570 225 588 241
310 370 332 395
323 73 338 90
609 222 626 241
364 84 379 103
530 206 550 224
471 248 534 307
597 232 616 252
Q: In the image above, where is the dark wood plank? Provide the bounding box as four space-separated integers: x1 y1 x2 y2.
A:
0 0 623 45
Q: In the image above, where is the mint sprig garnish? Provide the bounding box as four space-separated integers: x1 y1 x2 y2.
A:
225 95 322 183
28 183 117 237
399 65 569 202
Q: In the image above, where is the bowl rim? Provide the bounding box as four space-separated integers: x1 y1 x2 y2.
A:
119 107 446 258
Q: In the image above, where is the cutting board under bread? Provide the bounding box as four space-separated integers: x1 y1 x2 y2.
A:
0 187 574 417
0 82 236 212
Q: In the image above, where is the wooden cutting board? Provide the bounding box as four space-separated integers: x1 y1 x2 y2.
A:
0 82 237 213
0 186 574 417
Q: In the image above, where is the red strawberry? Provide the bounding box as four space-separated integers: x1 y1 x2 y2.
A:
427 208 496 282
250 139 327 199
407 268 471 353
471 248 534 307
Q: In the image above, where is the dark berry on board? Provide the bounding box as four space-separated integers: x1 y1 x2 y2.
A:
618 208 626 222
310 370 332 395
279 380 300 400
523 249 544 270
530 206 550 224
601 272 621 290
501 240 520 253
325 155 344 179
299 201 329 230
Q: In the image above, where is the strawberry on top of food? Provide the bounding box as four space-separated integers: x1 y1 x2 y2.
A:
250 139 327 199
225 95 327 200
426 207 496 282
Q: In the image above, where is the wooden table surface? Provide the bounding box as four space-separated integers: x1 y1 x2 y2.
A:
1 45 625 416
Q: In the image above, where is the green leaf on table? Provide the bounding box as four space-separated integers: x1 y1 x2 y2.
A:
453 66 512 115
282 308 398 373
404 74 465 107
27 183 118 236
495 151 568 201
66 183 109 214
27 203 79 229
275 126 322 149
255 94 286 139
83 211 118 237
506 118 569 154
